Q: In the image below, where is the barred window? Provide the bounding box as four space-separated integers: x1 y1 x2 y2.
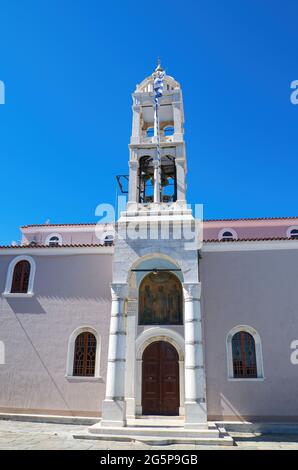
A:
11 260 31 293
232 331 257 378
73 332 97 377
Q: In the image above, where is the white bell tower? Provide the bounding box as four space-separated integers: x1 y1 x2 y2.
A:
100 63 207 432
127 61 187 211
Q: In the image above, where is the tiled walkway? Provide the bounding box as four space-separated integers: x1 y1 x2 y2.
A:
0 420 298 450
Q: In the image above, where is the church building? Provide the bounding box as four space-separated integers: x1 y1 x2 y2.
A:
0 64 298 443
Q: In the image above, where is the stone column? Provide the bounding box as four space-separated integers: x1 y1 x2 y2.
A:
175 158 186 204
173 100 183 141
128 159 138 204
153 159 160 203
130 105 141 144
183 282 207 428
125 288 138 420
101 282 128 427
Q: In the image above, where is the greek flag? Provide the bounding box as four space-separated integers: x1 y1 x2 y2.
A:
154 71 165 104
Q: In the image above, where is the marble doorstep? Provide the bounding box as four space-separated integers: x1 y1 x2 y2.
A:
73 419 234 446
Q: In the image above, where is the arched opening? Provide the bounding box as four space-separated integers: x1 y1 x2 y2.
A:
146 127 154 137
289 228 298 239
232 331 257 378
139 271 183 325
49 236 60 247
218 228 238 241
45 233 63 246
160 155 177 203
11 260 31 293
73 331 97 377
164 125 174 136
139 155 154 203
142 341 179 415
138 155 177 204
103 234 114 246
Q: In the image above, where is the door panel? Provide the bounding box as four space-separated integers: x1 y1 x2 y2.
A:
142 341 179 415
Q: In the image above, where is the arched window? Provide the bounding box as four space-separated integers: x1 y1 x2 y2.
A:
11 260 31 293
104 235 114 246
4 256 36 296
139 272 183 325
218 228 238 241
222 231 233 240
49 236 59 247
232 331 257 378
146 127 154 137
73 332 97 377
164 126 174 136
227 326 264 380
45 233 62 247
288 228 298 240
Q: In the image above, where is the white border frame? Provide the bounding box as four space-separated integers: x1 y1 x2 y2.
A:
135 327 185 416
45 233 63 246
226 325 264 381
65 326 101 379
3 255 36 297
218 228 238 241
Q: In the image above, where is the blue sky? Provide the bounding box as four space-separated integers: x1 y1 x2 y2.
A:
0 0 297 245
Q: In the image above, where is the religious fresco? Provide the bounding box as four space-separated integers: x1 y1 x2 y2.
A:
139 272 183 325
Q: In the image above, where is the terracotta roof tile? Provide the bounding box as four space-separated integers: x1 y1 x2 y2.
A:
203 216 298 222
20 216 298 229
203 237 297 243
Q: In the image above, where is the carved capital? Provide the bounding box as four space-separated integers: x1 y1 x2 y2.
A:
182 282 201 301
111 283 128 301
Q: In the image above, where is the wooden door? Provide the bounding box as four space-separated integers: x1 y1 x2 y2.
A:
142 341 179 415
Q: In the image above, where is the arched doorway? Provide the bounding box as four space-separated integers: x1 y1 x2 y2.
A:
142 341 179 415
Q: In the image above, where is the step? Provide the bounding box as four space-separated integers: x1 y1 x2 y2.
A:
88 422 221 439
73 431 234 446
0 412 99 426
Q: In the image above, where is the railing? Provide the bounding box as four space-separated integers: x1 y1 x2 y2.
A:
140 135 174 144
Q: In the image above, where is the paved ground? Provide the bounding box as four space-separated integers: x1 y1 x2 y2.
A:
0 420 298 450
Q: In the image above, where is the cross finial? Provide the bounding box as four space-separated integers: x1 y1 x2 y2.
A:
155 57 164 72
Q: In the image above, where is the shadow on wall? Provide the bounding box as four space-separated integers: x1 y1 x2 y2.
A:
5 297 46 315
220 393 246 422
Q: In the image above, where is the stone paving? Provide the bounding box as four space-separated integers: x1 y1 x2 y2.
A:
0 420 297 450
